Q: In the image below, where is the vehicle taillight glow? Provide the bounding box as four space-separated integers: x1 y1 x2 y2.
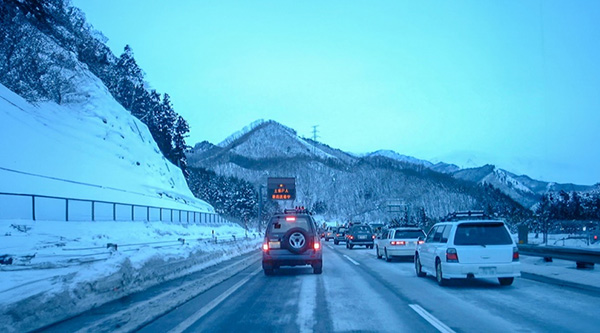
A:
262 243 269 251
348 235 354 240
513 246 519 261
314 242 320 250
417 240 425 245
446 248 459 262
595 235 598 240
286 216 296 222
372 235 376 239
391 241 406 246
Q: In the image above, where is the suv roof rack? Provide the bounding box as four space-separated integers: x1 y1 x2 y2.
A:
442 210 489 222
283 207 311 215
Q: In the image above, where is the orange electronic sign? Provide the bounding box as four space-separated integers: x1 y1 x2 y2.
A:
267 177 296 200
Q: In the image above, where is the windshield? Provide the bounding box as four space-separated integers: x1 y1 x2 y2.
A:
454 223 512 245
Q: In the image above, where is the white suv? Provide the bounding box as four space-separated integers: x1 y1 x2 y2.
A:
415 216 520 286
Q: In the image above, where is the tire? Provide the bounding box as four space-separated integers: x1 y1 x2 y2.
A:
376 246 382 259
369 245 374 249
312 261 323 274
498 277 514 286
334 240 339 245
349 244 354 249
385 248 391 262
325 238 329 242
415 254 426 277
283 228 309 254
436 259 448 286
263 268 274 276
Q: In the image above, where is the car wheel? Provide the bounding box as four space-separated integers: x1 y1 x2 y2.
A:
385 248 391 262
334 240 339 245
376 246 382 259
264 268 274 276
415 254 426 277
436 259 448 286
498 277 514 286
349 244 354 249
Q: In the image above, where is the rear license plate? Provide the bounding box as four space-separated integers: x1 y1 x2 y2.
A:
479 267 497 275
269 241 280 249
359 235 366 239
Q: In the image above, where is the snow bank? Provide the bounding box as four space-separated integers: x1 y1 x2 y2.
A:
0 219 261 332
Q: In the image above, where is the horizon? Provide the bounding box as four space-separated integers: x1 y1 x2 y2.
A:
73 1 600 185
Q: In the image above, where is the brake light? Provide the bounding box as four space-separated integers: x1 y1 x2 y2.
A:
446 248 458 262
262 243 269 251
417 240 425 245
595 235 598 240
513 246 519 261
391 241 406 246
314 242 320 250
286 216 296 222
348 235 354 240
372 235 376 239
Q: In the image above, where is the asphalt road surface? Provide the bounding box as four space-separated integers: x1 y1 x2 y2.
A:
44 243 600 332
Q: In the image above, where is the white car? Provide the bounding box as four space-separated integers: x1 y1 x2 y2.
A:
415 219 520 286
376 227 425 262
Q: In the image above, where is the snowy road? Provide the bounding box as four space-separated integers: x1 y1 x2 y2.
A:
43 244 599 332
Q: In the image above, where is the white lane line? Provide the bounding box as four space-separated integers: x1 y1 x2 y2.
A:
343 254 360 266
168 268 262 333
409 304 456 333
327 245 334 250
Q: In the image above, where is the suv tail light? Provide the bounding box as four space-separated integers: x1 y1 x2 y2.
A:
314 242 321 250
446 248 459 263
348 235 354 240
417 240 425 245
513 246 519 261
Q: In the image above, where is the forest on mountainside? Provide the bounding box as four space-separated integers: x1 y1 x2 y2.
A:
0 0 188 170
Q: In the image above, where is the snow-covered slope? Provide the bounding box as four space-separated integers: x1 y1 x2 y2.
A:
367 150 433 167
0 71 212 213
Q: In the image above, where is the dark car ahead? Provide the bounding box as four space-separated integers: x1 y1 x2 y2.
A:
262 209 322 275
333 226 347 245
346 224 375 249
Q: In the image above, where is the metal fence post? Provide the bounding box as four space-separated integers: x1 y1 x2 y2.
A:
92 201 95 221
32 195 36 221
131 205 134 221
66 198 69 221
113 203 116 221
147 206 150 221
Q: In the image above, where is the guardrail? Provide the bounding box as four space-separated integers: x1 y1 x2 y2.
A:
0 192 228 224
518 244 600 268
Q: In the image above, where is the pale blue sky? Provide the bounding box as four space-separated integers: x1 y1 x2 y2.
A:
73 0 600 185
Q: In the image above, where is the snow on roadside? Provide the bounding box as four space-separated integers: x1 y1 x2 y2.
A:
0 219 262 332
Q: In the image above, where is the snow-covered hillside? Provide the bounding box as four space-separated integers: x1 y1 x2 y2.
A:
0 72 212 213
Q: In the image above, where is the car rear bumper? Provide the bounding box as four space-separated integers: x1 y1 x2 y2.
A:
349 240 374 246
386 247 415 257
441 261 521 279
263 250 322 268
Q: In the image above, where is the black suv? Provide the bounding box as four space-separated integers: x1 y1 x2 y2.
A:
262 208 323 275
346 224 375 249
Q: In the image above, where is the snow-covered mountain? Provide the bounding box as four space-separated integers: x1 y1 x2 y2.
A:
452 165 596 209
366 150 433 168
188 120 528 221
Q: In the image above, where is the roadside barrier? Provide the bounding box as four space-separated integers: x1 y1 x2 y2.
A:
0 191 228 224
518 244 600 269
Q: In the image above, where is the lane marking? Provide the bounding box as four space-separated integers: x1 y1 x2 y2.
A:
74 257 259 333
343 254 360 266
409 304 456 333
327 245 335 250
168 268 262 333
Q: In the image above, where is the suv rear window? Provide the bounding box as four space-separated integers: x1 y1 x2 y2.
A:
394 230 424 238
353 226 372 232
454 223 512 245
268 216 311 234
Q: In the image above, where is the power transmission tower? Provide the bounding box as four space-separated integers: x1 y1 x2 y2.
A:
311 125 319 154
